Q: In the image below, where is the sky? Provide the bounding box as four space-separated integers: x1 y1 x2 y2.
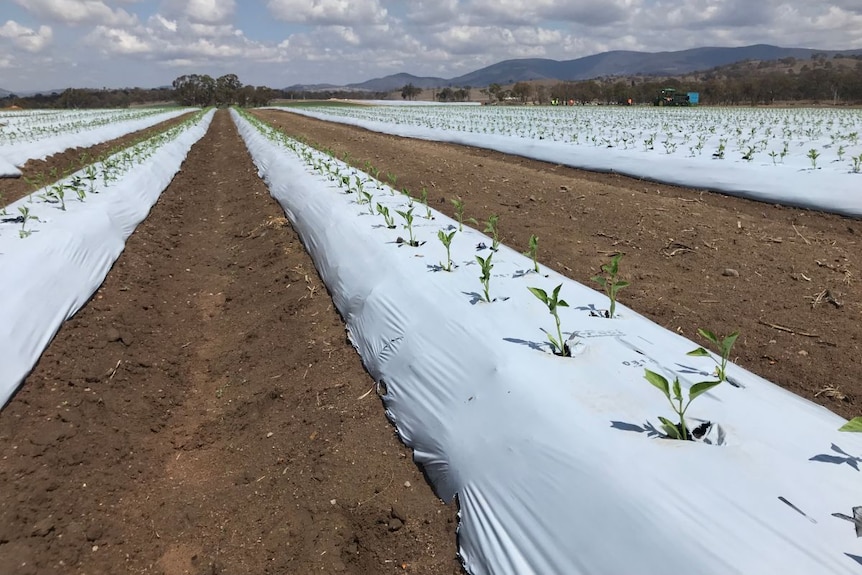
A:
0 0 861 92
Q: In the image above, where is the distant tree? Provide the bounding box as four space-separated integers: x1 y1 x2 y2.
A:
401 83 421 100
436 87 454 102
215 73 242 107
511 82 532 103
172 74 216 106
488 83 502 102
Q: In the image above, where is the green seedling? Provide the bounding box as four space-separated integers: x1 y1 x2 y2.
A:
420 187 433 219
644 369 721 441
476 252 494 302
528 284 569 356
451 197 466 231
591 253 628 318
386 171 397 188
838 145 846 162
360 191 374 214
524 234 539 273
438 229 456 271
84 165 98 193
23 172 46 196
376 204 396 229
686 329 739 383
484 214 500 251
18 206 32 238
808 148 820 169
68 175 86 202
339 174 350 190
43 182 66 210
852 154 862 174
395 206 417 246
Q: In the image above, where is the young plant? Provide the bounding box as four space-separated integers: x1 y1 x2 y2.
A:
376 204 396 228
420 187 433 219
68 175 86 202
18 206 33 238
44 182 67 210
476 252 494 303
852 154 862 174
528 284 569 356
524 234 539 273
23 172 46 196
713 140 726 159
438 229 456 271
644 369 721 441
360 190 374 214
395 206 417 246
591 253 628 318
808 148 820 169
451 197 466 231
386 171 397 188
686 329 739 383
484 214 500 251
84 165 98 193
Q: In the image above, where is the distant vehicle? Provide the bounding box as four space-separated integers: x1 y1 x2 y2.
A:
654 88 699 106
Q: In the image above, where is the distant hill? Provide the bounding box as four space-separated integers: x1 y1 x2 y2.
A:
285 44 862 92
287 73 447 93
347 72 449 92
0 88 12 98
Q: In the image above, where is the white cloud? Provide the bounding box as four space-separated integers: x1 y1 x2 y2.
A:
160 0 236 24
12 0 138 27
267 0 388 25
85 25 150 54
464 0 630 26
0 20 54 52
405 0 459 25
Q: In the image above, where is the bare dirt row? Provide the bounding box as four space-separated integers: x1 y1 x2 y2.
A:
0 110 461 575
254 108 862 419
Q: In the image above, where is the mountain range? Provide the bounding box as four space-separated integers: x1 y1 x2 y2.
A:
286 44 862 93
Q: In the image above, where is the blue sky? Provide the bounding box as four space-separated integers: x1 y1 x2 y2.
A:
1 0 860 92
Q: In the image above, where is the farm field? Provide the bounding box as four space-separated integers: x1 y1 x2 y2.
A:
0 105 861 574
281 104 862 217
0 111 461 575
253 108 862 418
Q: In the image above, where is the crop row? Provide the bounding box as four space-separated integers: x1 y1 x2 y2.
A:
284 104 862 175
0 109 211 240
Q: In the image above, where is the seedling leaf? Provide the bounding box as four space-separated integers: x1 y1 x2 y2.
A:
839 417 862 432
689 380 721 401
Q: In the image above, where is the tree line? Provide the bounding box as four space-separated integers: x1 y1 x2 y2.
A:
171 74 275 107
1 73 277 109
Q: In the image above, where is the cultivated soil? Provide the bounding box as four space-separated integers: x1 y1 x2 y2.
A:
1 106 861 575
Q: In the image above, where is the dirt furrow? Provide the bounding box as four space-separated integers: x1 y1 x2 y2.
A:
254 108 862 419
0 110 460 575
